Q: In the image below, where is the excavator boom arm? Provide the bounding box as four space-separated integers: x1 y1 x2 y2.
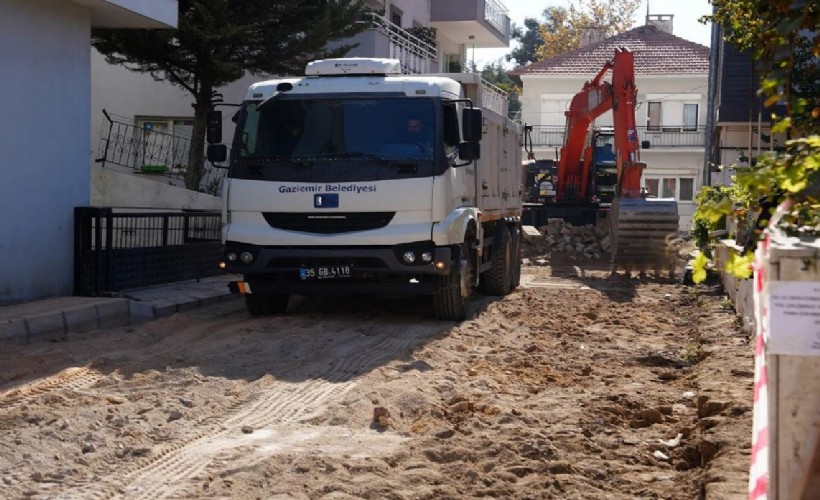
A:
556 48 644 201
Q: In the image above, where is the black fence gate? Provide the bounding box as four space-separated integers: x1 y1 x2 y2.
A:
74 207 223 296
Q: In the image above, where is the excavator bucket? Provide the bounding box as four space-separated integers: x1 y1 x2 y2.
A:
607 197 680 276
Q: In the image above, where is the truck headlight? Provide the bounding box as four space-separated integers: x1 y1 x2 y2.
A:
402 251 416 264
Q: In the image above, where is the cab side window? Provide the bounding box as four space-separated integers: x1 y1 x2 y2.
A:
442 102 460 157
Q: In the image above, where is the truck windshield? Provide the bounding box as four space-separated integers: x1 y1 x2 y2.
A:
235 97 436 160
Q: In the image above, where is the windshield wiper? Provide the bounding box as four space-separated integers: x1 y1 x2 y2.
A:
245 155 311 166
309 152 395 165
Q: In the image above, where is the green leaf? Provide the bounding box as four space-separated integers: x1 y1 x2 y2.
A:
724 253 754 279
692 252 708 284
772 117 792 133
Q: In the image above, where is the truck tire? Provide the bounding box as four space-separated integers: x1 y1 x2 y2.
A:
509 223 522 290
244 293 290 316
433 242 473 321
480 225 512 296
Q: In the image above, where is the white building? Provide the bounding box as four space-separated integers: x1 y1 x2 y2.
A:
0 0 177 304
510 15 710 231
90 0 511 208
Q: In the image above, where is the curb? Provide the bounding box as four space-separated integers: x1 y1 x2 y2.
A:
0 283 239 343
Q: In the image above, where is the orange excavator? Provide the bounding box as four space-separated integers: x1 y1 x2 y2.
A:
523 48 679 274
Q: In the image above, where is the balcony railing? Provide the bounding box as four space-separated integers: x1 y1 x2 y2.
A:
528 125 706 148
484 0 510 37
475 74 508 117
366 13 437 74
640 126 706 148
95 110 227 195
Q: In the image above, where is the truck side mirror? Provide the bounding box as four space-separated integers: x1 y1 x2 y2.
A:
462 108 483 142
207 110 222 144
207 144 227 163
458 141 480 162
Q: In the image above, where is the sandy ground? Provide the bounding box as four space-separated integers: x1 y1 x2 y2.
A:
0 241 753 499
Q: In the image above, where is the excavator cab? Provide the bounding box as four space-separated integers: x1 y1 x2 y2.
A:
590 131 618 208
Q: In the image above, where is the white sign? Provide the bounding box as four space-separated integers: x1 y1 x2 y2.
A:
768 281 820 355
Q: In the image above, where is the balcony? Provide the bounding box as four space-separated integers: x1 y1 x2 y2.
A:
430 0 511 48
337 13 437 74
528 126 706 149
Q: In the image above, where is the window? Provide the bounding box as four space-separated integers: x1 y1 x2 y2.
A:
643 176 696 201
645 178 659 198
135 118 193 170
679 178 694 201
390 5 402 26
683 104 698 130
442 102 460 156
235 97 436 160
647 102 662 130
661 178 677 198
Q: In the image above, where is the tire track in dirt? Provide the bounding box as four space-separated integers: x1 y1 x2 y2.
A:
0 366 103 412
0 315 249 415
61 322 438 500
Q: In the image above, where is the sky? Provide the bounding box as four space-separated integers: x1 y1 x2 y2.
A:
474 0 713 68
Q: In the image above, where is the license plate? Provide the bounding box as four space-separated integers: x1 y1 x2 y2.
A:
299 265 352 280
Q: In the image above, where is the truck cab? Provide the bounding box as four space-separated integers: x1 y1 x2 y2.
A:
208 58 523 320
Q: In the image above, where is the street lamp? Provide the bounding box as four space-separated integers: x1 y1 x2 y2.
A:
469 35 475 71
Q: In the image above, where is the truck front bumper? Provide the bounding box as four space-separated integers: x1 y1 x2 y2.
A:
222 242 454 296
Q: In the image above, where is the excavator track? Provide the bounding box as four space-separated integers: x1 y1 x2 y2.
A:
607 197 679 276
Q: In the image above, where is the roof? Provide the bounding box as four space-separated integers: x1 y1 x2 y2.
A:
509 25 709 77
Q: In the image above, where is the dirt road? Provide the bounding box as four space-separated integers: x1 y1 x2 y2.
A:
0 259 752 499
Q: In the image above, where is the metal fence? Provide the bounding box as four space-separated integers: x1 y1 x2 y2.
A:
95 110 228 195
527 125 706 148
74 207 223 296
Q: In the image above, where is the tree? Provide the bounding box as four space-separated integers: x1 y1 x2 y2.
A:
507 0 640 66
507 17 544 66
474 59 522 119
691 1 819 282
537 0 641 60
93 0 367 190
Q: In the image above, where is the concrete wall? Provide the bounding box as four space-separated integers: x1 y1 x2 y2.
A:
0 0 91 303
387 0 431 27
714 241 755 334
91 166 221 211
0 0 177 304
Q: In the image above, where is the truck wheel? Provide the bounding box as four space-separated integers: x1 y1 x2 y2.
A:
480 226 512 296
245 293 290 316
509 224 522 290
433 242 473 321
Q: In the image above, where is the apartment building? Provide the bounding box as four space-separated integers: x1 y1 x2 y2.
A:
705 27 788 187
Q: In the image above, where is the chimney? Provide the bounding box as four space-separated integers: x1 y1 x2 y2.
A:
580 28 607 47
646 14 674 34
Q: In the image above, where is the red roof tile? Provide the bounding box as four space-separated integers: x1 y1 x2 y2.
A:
509 25 709 76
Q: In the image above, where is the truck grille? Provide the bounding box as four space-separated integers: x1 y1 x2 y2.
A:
262 212 395 234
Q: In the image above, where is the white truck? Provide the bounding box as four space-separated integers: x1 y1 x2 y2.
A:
207 58 523 320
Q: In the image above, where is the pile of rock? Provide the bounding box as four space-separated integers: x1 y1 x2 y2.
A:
537 219 611 259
